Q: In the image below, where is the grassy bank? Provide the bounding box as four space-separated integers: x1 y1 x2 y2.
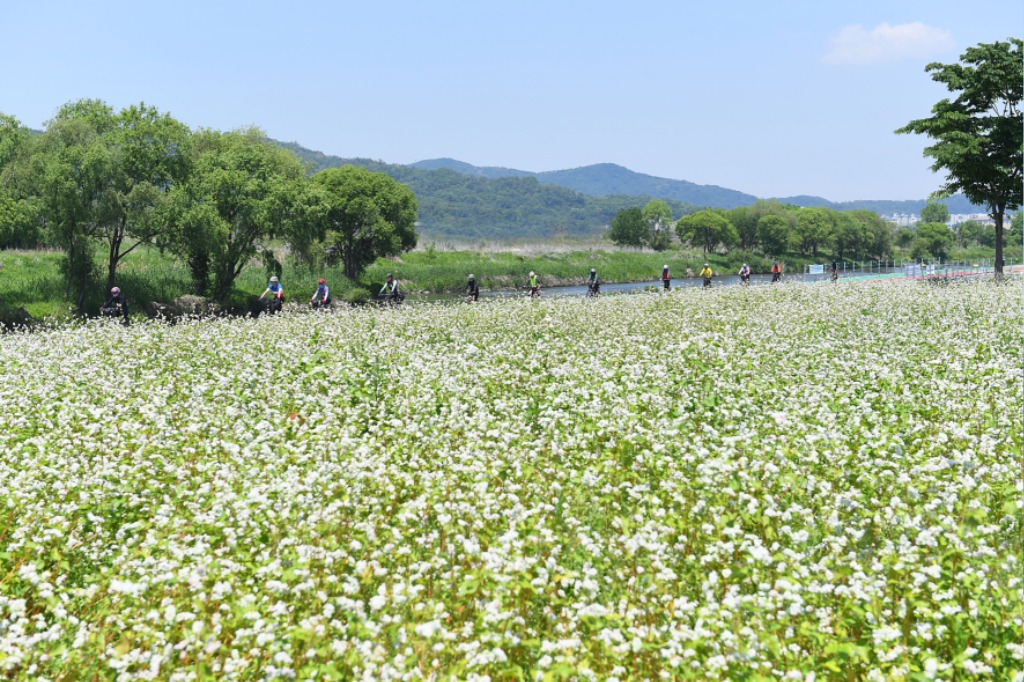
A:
2 246 800 321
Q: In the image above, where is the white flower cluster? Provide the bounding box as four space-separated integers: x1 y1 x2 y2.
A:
0 280 1020 679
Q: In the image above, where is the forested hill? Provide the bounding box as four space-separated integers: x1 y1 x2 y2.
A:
411 159 759 208
276 142 702 239
278 141 986 238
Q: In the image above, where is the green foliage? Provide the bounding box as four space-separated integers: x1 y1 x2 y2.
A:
166 127 307 302
920 201 950 225
896 37 1023 273
912 222 954 260
308 166 418 279
756 214 789 256
675 209 737 254
607 207 649 247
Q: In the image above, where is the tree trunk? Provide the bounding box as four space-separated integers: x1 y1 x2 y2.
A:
993 204 1005 280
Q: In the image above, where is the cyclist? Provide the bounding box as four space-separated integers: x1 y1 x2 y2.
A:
738 263 751 286
770 261 782 283
830 260 839 282
103 286 130 326
380 273 403 304
465 274 480 303
700 263 714 288
661 265 671 291
587 268 600 297
260 276 285 313
528 271 540 298
310 278 331 308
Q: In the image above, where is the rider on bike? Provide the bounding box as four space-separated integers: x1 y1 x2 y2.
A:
260 276 285 313
771 261 782 283
103 286 130 326
587 268 600 296
831 260 839 282
700 263 714 288
465 274 480 303
528 271 540 298
310 278 331 307
380 274 402 303
738 263 751 286
661 265 671 291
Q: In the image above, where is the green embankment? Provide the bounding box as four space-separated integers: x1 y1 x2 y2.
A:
1 247 791 321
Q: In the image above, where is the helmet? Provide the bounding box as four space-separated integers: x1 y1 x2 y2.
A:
111 286 120 295
591 268 596 273
318 278 326 284
387 273 393 279
529 271 535 277
743 263 747 267
663 265 668 270
468 274 475 280
270 276 279 283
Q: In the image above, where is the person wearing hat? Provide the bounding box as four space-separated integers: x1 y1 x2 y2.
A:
310 278 331 308
700 263 714 288
661 264 671 291
464 274 480 303
738 263 751 286
103 286 130 325
587 268 600 297
528 271 540 298
260 276 285 314
380 273 403 303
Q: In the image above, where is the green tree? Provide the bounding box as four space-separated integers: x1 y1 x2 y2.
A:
1009 212 1023 249
920 201 950 225
912 222 954 260
608 207 649 247
831 212 866 260
28 102 115 310
675 209 738 254
0 114 40 249
756 214 788 256
642 199 673 250
896 38 1022 276
849 210 893 260
307 166 418 280
167 128 306 301
790 207 834 257
96 103 191 290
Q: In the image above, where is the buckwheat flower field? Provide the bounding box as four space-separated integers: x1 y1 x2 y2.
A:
0 280 1021 681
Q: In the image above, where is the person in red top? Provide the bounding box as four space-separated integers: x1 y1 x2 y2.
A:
661 264 671 291
770 261 782 283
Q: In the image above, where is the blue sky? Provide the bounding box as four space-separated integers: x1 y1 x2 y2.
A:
1 0 1020 201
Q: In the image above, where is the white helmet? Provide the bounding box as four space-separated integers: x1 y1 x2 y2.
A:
663 265 668 270
270 276 279 283
529 271 535 277
468 274 475 279
111 286 120 295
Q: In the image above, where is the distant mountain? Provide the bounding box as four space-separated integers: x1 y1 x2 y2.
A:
277 142 701 239
412 159 758 209
277 141 989 238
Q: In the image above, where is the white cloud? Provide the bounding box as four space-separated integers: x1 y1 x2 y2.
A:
823 22 955 65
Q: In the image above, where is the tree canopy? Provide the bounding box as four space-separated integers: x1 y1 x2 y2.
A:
896 38 1023 274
